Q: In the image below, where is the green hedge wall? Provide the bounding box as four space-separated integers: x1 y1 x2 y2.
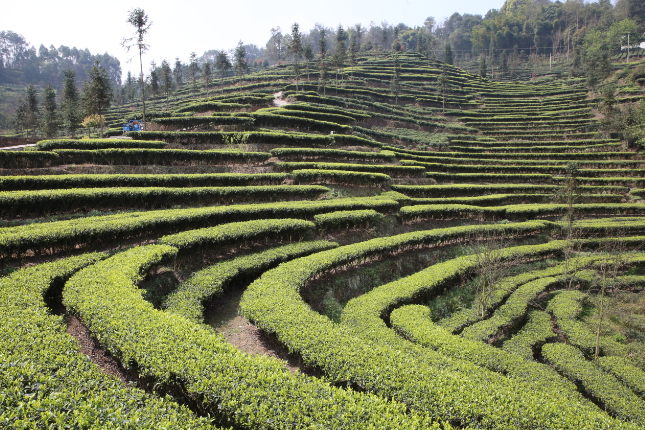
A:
0 185 330 216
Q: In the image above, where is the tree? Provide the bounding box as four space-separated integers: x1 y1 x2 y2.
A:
479 55 487 78
173 58 183 88
623 99 645 148
348 36 359 79
124 71 136 103
18 85 40 136
444 42 453 65
81 114 100 138
438 63 449 113
424 17 436 32
554 162 581 288
13 97 28 136
303 44 314 81
234 41 248 78
122 8 151 128
61 69 81 138
390 54 401 105
215 50 232 92
626 0 645 26
333 25 347 87
381 26 389 50
188 52 200 93
353 24 365 48
149 60 160 109
267 27 284 65
13 85 39 136
318 28 328 96
82 61 112 138
600 84 618 136
203 62 212 97
391 29 403 52
469 228 520 318
40 83 59 138
592 236 635 362
160 59 173 106
288 23 303 91
500 50 509 74
417 32 427 57
607 19 639 54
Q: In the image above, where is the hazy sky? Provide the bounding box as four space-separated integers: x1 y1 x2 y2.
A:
1 0 504 80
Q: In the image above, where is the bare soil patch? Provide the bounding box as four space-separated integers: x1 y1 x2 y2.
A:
204 286 321 376
65 314 139 384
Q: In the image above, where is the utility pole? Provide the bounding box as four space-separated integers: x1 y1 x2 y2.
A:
550 53 552 72
627 33 630 63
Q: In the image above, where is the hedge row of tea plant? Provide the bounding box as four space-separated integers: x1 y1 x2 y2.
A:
0 196 399 259
151 115 255 128
546 290 630 358
461 277 560 342
281 102 371 120
436 264 569 335
241 234 635 428
174 101 251 113
401 193 622 207
260 107 357 124
0 150 59 168
399 203 645 222
63 245 437 429
501 310 556 360
0 253 214 429
157 218 315 254
270 148 395 162
276 161 425 177
598 356 645 398
164 240 338 323
127 130 381 147
36 139 167 151
0 172 289 191
542 343 645 425
313 209 384 231
290 169 391 186
391 183 627 198
0 185 330 216
396 150 635 161
389 304 574 393
51 148 271 166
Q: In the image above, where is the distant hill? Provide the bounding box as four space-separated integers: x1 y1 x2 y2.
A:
0 30 122 88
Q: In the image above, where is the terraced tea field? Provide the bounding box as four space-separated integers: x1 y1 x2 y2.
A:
2 52 645 429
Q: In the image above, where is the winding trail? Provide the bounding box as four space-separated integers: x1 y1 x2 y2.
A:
273 91 293 107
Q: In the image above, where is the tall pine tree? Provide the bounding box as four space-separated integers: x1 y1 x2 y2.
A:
390 54 401 105
62 69 81 138
479 55 487 79
289 23 303 91
149 60 160 109
161 59 173 106
188 52 200 93
333 25 347 87
173 58 183 88
318 28 328 95
40 83 59 138
203 62 212 97
23 85 39 136
82 61 113 137
303 44 314 81
215 50 232 93
444 42 453 65
234 41 248 78
122 8 151 128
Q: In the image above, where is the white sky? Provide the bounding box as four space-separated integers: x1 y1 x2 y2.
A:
2 0 502 81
